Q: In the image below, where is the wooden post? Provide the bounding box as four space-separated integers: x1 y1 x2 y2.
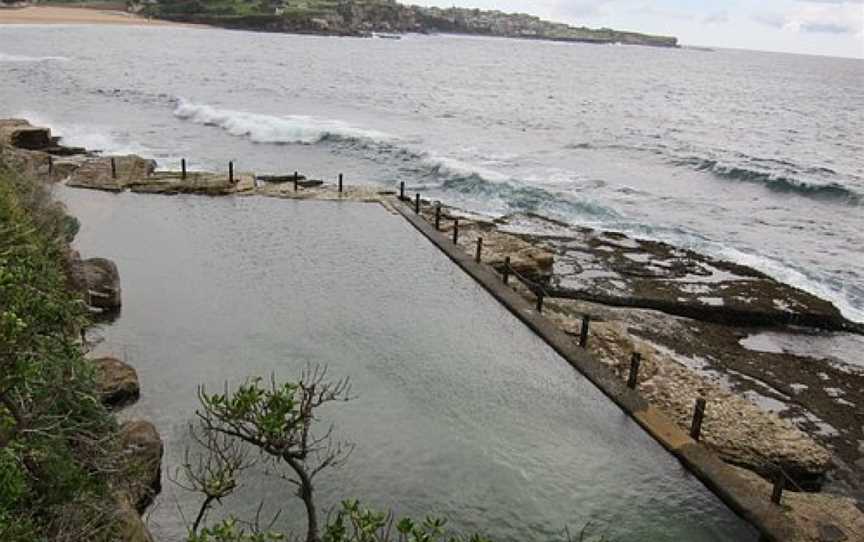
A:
181 158 187 180
452 218 459 244
229 161 234 184
579 315 591 348
503 256 511 285
338 173 343 193
435 204 441 230
536 291 544 313
294 171 299 192
110 157 117 179
690 398 707 441
399 181 405 201
771 470 785 505
414 193 420 214
475 237 483 263
627 353 642 389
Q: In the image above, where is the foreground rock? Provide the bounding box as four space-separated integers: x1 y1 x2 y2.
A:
118 420 163 513
731 466 864 542
79 257 122 310
91 356 140 407
66 155 157 191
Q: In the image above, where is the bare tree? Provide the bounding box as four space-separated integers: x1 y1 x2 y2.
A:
193 366 353 542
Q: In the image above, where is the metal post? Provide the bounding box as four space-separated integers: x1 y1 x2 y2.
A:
536 291 544 313
229 161 234 184
48 155 53 176
579 315 591 348
771 470 785 505
294 171 299 192
475 237 483 263
627 353 641 389
399 181 405 201
452 218 459 244
414 193 420 214
338 173 343 193
110 157 117 179
181 158 187 180
503 256 511 285
690 398 707 441
435 204 441 230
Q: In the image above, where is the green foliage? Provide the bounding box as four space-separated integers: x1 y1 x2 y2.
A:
0 160 118 539
188 517 285 542
324 500 493 542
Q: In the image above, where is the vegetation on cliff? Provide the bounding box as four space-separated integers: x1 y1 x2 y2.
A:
0 160 119 541
134 0 678 47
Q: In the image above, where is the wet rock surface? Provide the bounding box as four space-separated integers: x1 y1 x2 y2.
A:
91 356 140 407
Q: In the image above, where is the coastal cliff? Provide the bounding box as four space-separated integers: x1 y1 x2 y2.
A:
133 0 678 47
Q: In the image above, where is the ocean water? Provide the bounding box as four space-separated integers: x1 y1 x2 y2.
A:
1 25 862 322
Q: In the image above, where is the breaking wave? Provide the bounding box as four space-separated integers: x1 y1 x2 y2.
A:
0 52 68 63
173 99 395 145
677 157 861 205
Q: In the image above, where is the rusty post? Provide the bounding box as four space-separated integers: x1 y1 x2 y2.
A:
399 181 405 201
338 173 343 193
579 315 590 348
627 352 642 389
48 155 53 176
294 171 299 192
181 158 187 180
771 470 785 505
415 193 420 214
691 397 707 441
536 291 544 313
453 218 459 244
475 237 483 263
229 161 234 184
503 256 511 285
435 203 441 230
110 157 117 179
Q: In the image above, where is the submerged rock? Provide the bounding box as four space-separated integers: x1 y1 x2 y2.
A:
91 356 140 407
80 257 122 310
118 420 163 513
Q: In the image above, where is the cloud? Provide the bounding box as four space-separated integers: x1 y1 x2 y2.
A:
752 2 864 34
702 11 729 24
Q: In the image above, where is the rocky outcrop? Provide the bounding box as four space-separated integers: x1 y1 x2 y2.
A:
91 356 140 407
79 257 122 310
544 301 833 488
118 420 163 514
66 155 157 192
113 493 156 542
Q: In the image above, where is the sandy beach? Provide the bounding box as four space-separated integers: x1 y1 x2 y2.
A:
0 6 187 26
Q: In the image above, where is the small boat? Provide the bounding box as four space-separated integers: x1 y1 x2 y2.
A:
372 32 402 40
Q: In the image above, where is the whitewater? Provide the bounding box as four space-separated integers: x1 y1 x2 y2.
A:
1 24 862 321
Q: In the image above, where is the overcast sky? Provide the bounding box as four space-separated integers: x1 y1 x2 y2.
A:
415 0 864 58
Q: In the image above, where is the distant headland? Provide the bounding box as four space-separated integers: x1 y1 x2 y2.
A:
127 0 680 47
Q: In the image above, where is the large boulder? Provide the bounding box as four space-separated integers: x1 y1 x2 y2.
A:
118 420 163 513
91 356 140 407
81 257 122 310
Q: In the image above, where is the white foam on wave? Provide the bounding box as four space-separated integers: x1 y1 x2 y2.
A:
15 111 150 156
715 245 864 324
0 52 69 63
173 99 395 145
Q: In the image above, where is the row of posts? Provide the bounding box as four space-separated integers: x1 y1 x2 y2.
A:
403 186 788 508
177 160 345 192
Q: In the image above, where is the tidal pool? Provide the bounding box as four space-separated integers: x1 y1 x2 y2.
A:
61 188 757 541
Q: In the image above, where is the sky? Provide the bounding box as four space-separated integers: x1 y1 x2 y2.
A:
414 0 864 58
